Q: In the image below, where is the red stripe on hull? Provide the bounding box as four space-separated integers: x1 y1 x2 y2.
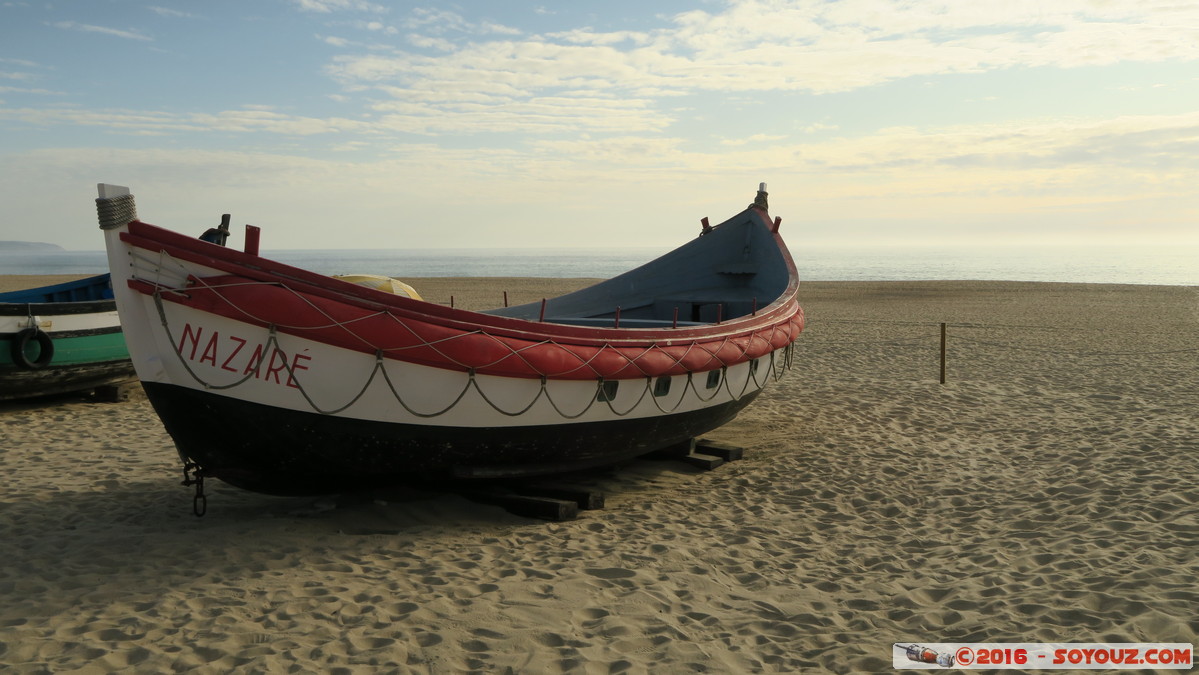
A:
120 219 803 380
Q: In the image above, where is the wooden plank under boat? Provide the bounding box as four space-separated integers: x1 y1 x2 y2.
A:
0 274 135 401
95 183 804 495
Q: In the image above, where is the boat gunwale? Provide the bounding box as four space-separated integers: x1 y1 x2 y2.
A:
116 210 802 348
0 300 118 316
0 273 113 299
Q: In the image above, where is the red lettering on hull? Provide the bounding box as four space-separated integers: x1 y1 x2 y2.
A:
176 323 312 389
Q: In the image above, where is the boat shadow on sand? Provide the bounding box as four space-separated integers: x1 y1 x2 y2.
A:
2 434 721 598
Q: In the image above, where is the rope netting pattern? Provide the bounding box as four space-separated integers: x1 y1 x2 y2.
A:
142 274 799 421
151 292 795 419
142 272 803 382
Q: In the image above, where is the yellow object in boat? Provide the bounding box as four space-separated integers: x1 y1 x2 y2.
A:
333 274 423 301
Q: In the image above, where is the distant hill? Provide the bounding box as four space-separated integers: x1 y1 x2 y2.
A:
0 241 66 252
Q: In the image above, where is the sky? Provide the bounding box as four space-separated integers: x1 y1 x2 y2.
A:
1 0 1197 252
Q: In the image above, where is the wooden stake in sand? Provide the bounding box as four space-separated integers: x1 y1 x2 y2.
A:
940 322 947 384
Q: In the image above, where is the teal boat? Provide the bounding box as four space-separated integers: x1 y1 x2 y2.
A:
0 274 135 401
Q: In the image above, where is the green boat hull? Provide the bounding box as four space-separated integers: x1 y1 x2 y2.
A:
0 275 135 401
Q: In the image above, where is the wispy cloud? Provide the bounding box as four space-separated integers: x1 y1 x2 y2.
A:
406 34 455 51
7 101 1192 192
147 7 197 19
52 21 152 41
402 8 521 37
291 0 388 14
0 58 41 68
0 86 61 95
720 134 788 146
0 106 371 136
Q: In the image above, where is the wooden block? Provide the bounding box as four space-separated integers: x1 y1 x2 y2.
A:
93 381 139 403
695 439 744 461
465 491 579 521
647 437 696 459
505 496 579 521
681 453 725 471
519 485 605 510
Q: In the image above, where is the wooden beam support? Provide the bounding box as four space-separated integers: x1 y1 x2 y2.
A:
93 381 140 403
647 437 696 459
517 484 605 510
464 490 580 521
681 453 724 471
694 439 744 462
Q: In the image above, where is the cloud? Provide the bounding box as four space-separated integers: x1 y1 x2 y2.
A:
839 112 1199 174
403 8 470 32
5 0 1198 251
720 134 789 146
406 34 455 51
0 106 372 137
291 0 388 14
550 30 652 47
401 8 521 37
147 7 197 19
316 0 1199 139
0 86 61 95
364 87 670 135
480 22 523 37
803 123 839 134
5 108 1198 250
52 21 152 41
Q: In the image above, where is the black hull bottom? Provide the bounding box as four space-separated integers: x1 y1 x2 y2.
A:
142 382 761 495
0 361 136 402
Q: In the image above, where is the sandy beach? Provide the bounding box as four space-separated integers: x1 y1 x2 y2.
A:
1 275 1195 673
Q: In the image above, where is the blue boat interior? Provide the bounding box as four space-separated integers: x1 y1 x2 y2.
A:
0 273 115 303
483 210 790 328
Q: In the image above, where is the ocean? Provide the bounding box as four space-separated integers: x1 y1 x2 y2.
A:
1 243 1195 286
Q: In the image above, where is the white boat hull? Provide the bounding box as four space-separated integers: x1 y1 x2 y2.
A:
95 183 803 494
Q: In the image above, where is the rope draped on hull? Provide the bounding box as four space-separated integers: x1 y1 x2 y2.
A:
131 270 801 381
146 283 796 421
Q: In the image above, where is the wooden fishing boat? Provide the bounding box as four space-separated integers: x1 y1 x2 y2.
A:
0 274 135 401
95 183 804 496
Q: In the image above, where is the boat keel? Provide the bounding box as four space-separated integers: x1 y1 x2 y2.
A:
143 382 761 497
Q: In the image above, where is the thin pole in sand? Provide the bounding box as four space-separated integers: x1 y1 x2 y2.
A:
940 322 947 384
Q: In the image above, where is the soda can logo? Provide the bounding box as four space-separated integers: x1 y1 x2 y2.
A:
893 643 1193 669
897 644 956 668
